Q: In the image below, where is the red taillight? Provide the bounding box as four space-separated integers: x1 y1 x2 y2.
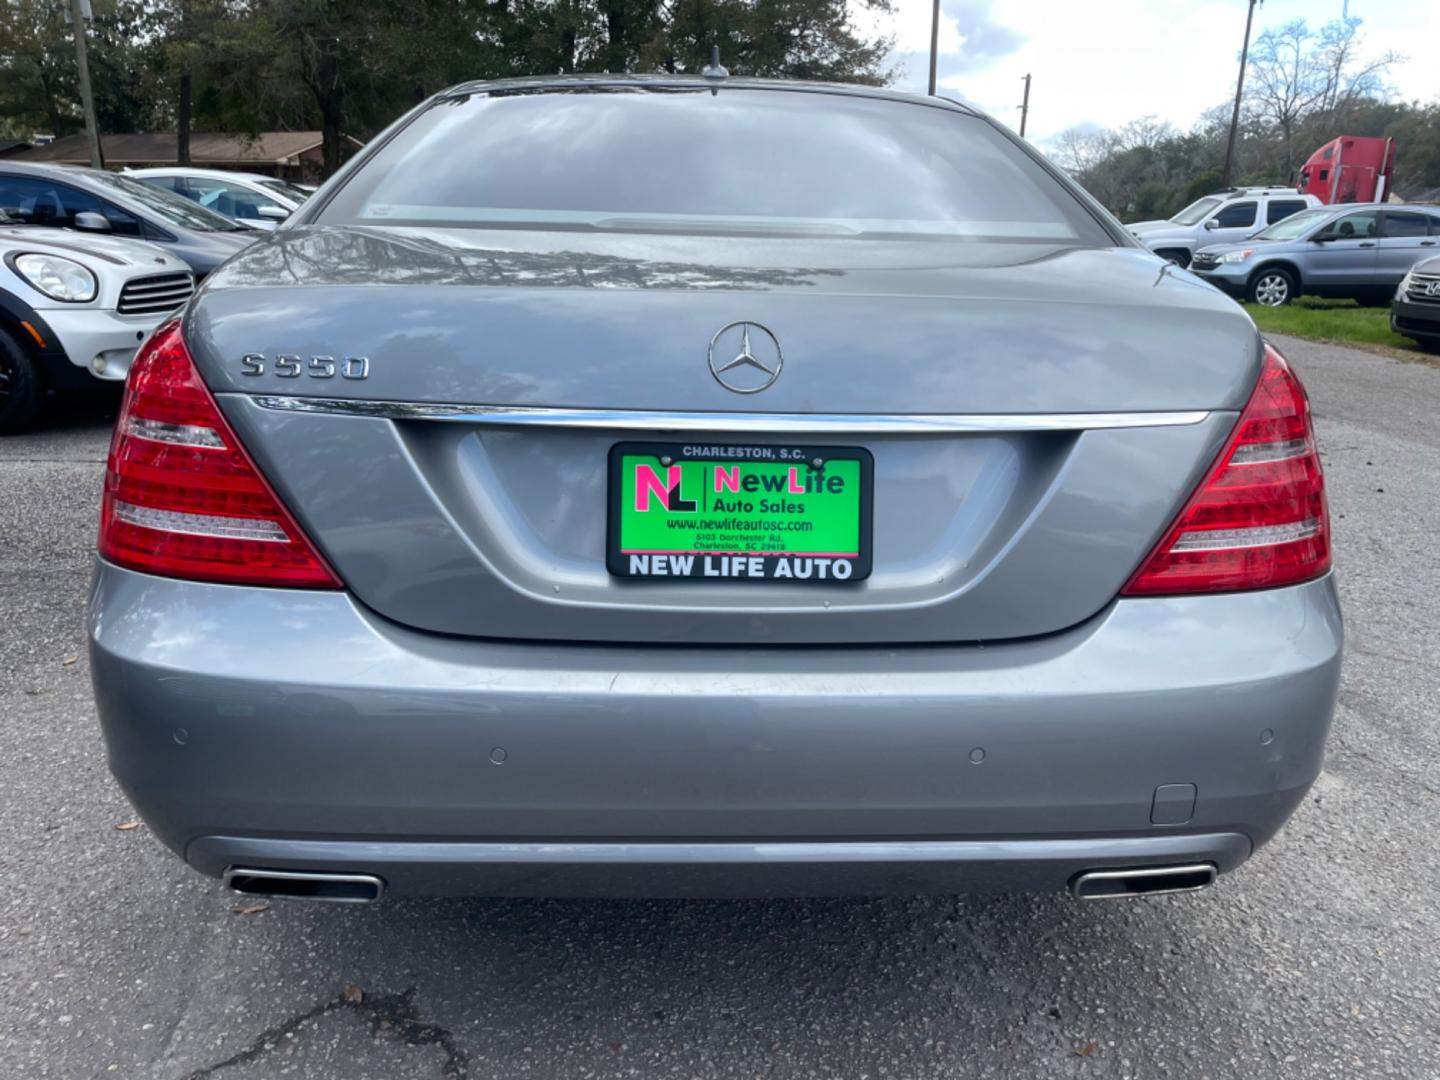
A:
99 320 341 588
1122 343 1330 596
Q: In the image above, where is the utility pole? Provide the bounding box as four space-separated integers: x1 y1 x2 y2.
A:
177 0 191 166
67 0 104 169
1019 73 1031 138
1222 0 1260 188
927 0 940 95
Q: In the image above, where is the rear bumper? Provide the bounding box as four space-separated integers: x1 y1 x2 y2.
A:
88 562 1343 897
194 835 1251 899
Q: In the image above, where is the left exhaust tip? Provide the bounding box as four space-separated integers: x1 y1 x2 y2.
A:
1070 863 1217 900
223 867 385 904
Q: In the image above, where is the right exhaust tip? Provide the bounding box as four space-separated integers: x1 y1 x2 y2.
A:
1071 863 1218 900
224 867 385 904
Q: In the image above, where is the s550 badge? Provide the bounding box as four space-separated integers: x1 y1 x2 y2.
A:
239 353 370 380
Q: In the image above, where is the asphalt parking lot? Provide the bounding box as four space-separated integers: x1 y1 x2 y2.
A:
2 334 1437 1080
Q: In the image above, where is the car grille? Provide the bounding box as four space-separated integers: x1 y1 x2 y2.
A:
1406 272 1440 305
117 272 195 316
1190 253 1219 270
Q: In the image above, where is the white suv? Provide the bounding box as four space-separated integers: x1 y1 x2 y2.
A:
1 221 193 432
1128 187 1321 267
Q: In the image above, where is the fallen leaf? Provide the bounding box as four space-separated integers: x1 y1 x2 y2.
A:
340 983 364 1004
231 902 270 915
62 655 78 666
1075 1042 1097 1058
114 819 142 831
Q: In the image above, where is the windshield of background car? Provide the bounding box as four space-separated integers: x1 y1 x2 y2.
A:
259 179 311 203
84 171 249 232
1253 208 1334 241
1171 197 1223 225
318 88 1111 244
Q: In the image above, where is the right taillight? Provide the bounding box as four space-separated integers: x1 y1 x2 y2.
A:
1122 343 1330 596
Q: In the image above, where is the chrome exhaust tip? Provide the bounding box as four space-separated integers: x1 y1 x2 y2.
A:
223 867 385 904
1070 863 1217 900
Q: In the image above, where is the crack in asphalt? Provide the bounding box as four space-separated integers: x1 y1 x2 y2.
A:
182 987 470 1078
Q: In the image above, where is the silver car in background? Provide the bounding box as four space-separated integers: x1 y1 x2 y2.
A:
127 168 311 231
0 162 256 278
1391 254 1440 348
88 77 1341 904
1190 203 1440 306
0 222 193 431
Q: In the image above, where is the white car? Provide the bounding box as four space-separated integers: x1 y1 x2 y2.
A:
1 221 194 432
126 168 310 230
1127 187 1322 268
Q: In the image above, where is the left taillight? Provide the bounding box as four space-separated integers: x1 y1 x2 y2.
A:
98 320 342 588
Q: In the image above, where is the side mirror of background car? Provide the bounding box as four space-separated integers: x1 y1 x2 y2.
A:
73 211 111 233
1203 219 1219 230
256 205 290 222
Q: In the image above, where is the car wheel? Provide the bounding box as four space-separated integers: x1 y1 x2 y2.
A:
1249 268 1295 307
0 327 46 435
1155 249 1191 268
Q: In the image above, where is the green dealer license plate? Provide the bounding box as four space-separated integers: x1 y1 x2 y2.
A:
607 442 873 582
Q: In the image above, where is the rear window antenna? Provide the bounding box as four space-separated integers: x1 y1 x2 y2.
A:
701 45 729 92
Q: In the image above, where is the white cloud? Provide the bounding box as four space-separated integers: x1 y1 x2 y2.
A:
880 0 1440 145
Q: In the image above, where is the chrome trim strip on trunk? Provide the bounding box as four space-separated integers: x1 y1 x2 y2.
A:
247 395 1210 433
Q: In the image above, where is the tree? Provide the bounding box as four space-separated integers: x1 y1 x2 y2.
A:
643 0 893 83
188 0 893 177
1050 125 1116 176
144 1 231 165
0 0 157 140
2 0 889 176
0 0 83 138
1050 16 1430 220
1245 16 1399 177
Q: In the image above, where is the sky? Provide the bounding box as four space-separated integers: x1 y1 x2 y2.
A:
881 0 1440 147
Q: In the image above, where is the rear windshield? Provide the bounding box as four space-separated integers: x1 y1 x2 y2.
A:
1172 197 1223 225
318 88 1110 244
260 179 312 204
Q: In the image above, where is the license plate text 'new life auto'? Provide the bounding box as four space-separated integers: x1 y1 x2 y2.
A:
607 442 873 582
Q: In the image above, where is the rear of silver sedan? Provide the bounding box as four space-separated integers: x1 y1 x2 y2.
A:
88 78 1341 901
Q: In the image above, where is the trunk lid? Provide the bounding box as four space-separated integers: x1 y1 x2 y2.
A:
192 226 1256 644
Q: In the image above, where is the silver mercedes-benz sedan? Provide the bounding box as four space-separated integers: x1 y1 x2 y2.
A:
88 76 1340 904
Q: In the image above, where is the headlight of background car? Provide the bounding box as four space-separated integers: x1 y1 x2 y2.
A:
10 253 99 302
1219 249 1255 264
1397 268 1415 296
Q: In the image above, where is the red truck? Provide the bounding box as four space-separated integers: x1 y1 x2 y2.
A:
1297 136 1396 204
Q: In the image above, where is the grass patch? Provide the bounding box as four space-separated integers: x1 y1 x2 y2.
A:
1243 297 1438 362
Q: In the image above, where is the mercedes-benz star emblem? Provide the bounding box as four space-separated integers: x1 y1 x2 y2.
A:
708 321 783 394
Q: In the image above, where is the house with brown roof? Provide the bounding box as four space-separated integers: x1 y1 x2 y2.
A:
0 132 363 180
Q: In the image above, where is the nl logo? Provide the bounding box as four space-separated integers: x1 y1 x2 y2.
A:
633 463 844 513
